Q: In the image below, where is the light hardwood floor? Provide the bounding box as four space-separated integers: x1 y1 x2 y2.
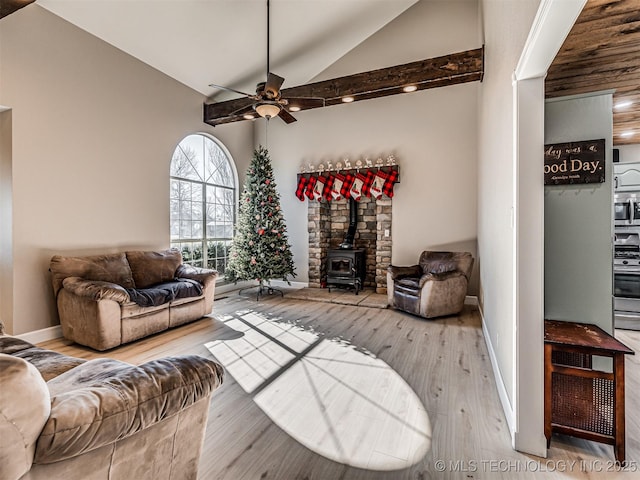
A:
39 294 640 479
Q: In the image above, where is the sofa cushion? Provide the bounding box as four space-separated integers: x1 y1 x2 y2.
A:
0 336 87 381
50 252 135 296
36 355 224 464
126 249 183 289
0 354 51 480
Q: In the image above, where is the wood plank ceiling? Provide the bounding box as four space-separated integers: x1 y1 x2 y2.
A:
546 0 640 146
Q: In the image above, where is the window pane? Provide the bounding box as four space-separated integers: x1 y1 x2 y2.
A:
170 134 236 277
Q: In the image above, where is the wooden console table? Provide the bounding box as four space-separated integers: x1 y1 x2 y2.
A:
544 320 634 462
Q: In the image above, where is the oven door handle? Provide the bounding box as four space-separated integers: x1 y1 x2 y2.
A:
615 268 640 274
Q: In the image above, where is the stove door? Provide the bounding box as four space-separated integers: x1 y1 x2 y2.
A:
614 271 640 299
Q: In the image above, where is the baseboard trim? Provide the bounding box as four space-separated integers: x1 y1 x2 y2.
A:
16 325 63 344
268 280 308 289
479 307 516 440
464 295 478 306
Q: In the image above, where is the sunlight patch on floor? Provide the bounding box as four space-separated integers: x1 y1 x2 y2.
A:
205 311 431 471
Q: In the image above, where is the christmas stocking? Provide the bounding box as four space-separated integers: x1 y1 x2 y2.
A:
361 170 376 198
296 175 308 201
350 173 365 201
330 173 345 200
313 175 328 201
370 170 387 200
305 176 317 200
341 173 355 199
322 175 335 201
382 168 399 198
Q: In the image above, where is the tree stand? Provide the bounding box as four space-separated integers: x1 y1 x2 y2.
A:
239 283 285 301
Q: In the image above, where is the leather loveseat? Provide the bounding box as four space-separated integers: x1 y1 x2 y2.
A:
387 250 474 319
49 249 217 351
0 335 224 480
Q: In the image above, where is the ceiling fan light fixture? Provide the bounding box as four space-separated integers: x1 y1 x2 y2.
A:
403 85 418 93
255 103 281 119
289 106 301 112
342 96 355 103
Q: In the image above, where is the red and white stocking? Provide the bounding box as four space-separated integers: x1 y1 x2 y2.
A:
370 170 388 200
383 168 399 198
296 175 308 201
361 170 376 198
313 175 330 201
330 173 345 200
350 173 365 201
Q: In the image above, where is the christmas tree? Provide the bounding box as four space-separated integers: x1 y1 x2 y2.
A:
225 146 296 288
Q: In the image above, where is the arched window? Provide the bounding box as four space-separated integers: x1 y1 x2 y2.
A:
170 134 237 276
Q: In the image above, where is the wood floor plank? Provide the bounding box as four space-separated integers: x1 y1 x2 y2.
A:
36 293 640 479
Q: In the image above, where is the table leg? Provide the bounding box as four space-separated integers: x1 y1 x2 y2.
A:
614 353 626 463
544 343 553 448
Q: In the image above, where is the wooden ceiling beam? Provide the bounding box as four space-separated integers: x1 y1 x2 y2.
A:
204 47 484 127
0 0 35 19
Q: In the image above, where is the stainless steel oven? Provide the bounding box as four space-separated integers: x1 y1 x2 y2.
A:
614 231 640 329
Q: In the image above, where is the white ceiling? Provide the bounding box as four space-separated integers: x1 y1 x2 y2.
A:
36 0 418 101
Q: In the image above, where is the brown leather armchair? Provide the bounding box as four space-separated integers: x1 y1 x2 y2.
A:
387 251 474 318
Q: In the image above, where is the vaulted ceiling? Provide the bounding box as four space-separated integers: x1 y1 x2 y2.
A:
546 0 640 146
35 0 418 101
9 1 635 144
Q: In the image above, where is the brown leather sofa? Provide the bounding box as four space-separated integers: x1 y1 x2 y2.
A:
387 251 474 318
49 249 217 351
0 335 224 480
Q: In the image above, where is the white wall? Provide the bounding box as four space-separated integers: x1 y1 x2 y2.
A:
544 93 614 333
255 0 481 293
0 5 253 335
477 0 541 425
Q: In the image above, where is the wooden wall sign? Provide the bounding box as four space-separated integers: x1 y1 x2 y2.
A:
544 139 605 185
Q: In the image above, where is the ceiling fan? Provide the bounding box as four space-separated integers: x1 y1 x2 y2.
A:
208 0 325 124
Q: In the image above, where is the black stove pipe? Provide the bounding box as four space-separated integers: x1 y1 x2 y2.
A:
340 197 358 249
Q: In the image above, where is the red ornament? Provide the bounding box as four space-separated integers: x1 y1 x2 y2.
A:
265 179 271 185
258 229 265 235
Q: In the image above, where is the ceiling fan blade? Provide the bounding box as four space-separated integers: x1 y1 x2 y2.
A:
208 83 255 98
278 109 297 124
285 97 326 109
265 72 285 97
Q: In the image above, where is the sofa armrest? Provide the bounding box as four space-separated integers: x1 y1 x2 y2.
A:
175 264 218 286
35 355 224 464
61 277 130 304
387 264 421 280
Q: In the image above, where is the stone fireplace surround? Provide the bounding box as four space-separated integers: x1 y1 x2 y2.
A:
307 197 392 293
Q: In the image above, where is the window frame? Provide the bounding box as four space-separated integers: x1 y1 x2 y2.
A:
169 133 239 282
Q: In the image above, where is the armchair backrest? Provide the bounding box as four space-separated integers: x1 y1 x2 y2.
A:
419 251 474 280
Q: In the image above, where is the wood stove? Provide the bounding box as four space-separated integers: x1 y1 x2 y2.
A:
326 248 366 294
